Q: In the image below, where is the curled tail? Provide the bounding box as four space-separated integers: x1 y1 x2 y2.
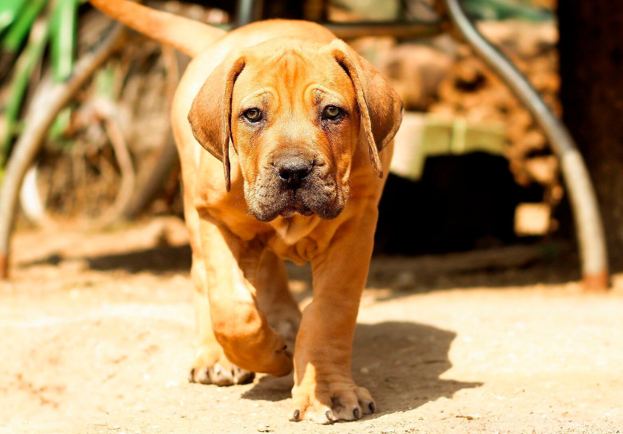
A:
89 0 226 57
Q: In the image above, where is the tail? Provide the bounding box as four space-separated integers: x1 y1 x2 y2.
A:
88 0 226 57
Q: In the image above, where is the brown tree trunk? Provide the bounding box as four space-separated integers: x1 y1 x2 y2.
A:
558 1 623 266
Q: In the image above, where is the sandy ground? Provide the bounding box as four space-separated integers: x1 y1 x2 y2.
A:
1 218 623 434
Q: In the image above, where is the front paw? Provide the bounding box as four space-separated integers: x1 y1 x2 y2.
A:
212 303 294 377
189 344 254 386
289 377 376 424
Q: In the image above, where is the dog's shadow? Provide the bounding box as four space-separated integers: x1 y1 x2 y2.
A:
241 321 481 416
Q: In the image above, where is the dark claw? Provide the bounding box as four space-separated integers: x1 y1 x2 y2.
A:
292 409 300 421
353 408 361 419
326 410 335 422
188 368 196 383
233 368 255 385
369 402 376 413
194 367 212 384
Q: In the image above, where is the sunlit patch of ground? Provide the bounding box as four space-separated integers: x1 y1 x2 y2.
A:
2 219 622 434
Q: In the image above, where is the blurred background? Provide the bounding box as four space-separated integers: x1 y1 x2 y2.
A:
2 0 623 288
3 2 623 433
0 0 578 266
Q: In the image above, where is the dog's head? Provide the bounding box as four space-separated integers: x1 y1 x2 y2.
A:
188 38 402 222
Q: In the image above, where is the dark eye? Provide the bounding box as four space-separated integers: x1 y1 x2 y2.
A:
243 108 263 123
322 105 342 120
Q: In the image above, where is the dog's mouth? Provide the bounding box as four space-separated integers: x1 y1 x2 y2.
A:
279 204 315 219
261 190 320 221
277 196 315 219
245 179 346 223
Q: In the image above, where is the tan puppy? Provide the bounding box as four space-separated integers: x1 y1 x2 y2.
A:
90 0 402 424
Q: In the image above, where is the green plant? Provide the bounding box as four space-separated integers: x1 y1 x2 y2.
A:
0 0 80 169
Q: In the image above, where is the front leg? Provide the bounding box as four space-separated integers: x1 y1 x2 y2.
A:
290 201 378 424
198 216 293 377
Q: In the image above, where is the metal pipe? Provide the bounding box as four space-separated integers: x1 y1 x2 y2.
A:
441 0 609 290
235 0 262 28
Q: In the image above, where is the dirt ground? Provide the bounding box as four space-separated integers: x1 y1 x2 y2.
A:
1 218 622 434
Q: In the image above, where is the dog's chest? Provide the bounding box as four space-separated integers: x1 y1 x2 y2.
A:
265 216 338 265
271 215 320 244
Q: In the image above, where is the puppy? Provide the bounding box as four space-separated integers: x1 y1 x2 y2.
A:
89 0 402 424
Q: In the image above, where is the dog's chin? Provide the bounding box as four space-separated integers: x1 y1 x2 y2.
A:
245 176 348 223
278 204 315 219
247 191 346 223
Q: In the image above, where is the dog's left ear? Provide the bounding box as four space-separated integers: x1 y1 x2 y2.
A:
327 39 403 178
188 52 246 191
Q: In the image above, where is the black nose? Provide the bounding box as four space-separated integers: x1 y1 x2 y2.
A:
275 156 313 188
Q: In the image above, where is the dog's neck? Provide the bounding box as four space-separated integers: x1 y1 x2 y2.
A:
270 214 322 246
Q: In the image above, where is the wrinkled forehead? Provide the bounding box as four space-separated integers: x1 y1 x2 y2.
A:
232 43 356 108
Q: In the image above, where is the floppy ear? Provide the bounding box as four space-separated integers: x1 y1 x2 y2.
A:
328 40 403 178
188 54 246 191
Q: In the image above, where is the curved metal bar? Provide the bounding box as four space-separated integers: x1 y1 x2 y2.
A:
441 0 609 290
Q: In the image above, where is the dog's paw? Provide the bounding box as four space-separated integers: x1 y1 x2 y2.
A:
189 345 254 386
289 379 375 424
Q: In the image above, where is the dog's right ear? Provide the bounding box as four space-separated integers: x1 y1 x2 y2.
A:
188 54 246 191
